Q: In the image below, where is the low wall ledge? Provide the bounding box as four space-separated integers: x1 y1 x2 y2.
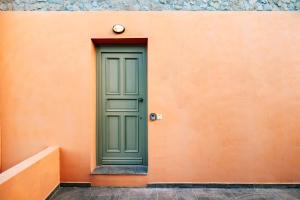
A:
0 146 59 184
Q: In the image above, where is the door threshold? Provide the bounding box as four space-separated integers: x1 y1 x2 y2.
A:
91 165 148 175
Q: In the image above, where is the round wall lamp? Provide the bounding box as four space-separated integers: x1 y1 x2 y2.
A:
112 24 125 34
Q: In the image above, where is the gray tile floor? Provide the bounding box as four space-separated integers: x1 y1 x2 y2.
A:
49 187 300 200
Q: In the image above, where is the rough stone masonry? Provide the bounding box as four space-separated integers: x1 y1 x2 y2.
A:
0 0 299 11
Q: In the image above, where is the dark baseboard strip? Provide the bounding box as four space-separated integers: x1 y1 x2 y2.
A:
60 182 92 187
147 183 300 189
46 182 300 194
45 184 60 200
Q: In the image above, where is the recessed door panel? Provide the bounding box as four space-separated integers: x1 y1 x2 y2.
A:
125 116 139 153
125 58 139 95
97 46 147 166
106 116 121 152
106 99 138 112
105 58 120 94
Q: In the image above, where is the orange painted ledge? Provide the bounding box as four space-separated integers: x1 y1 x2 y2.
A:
0 146 60 200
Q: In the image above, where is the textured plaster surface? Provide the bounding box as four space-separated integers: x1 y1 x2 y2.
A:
0 0 299 11
1 12 300 186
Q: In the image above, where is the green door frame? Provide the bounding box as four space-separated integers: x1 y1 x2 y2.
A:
96 46 147 166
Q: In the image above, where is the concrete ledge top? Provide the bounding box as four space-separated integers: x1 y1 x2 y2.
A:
0 146 59 184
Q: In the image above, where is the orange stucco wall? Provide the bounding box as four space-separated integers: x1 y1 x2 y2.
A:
0 147 60 199
0 12 299 186
0 126 2 172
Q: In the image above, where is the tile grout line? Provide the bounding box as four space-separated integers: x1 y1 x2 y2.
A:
174 188 179 200
191 188 197 200
91 187 93 200
127 188 130 200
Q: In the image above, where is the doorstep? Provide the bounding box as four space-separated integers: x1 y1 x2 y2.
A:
91 165 148 175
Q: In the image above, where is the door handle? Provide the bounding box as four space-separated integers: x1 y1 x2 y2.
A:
138 98 144 102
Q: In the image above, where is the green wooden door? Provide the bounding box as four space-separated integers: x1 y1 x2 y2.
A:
97 46 147 165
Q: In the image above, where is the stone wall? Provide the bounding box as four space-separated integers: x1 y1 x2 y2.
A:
0 0 299 11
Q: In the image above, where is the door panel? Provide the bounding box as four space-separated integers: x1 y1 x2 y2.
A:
105 58 120 94
125 115 139 153
124 58 139 94
106 99 138 112
106 115 121 153
97 46 147 165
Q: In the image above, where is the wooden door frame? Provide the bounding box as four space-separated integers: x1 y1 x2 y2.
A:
96 45 148 166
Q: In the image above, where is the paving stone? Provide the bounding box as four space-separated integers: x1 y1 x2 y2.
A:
193 188 232 199
48 186 300 200
50 187 91 200
91 187 129 200
273 188 300 200
157 188 178 200
233 189 293 200
91 195 120 200
223 188 257 198
128 188 157 200
175 189 197 200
